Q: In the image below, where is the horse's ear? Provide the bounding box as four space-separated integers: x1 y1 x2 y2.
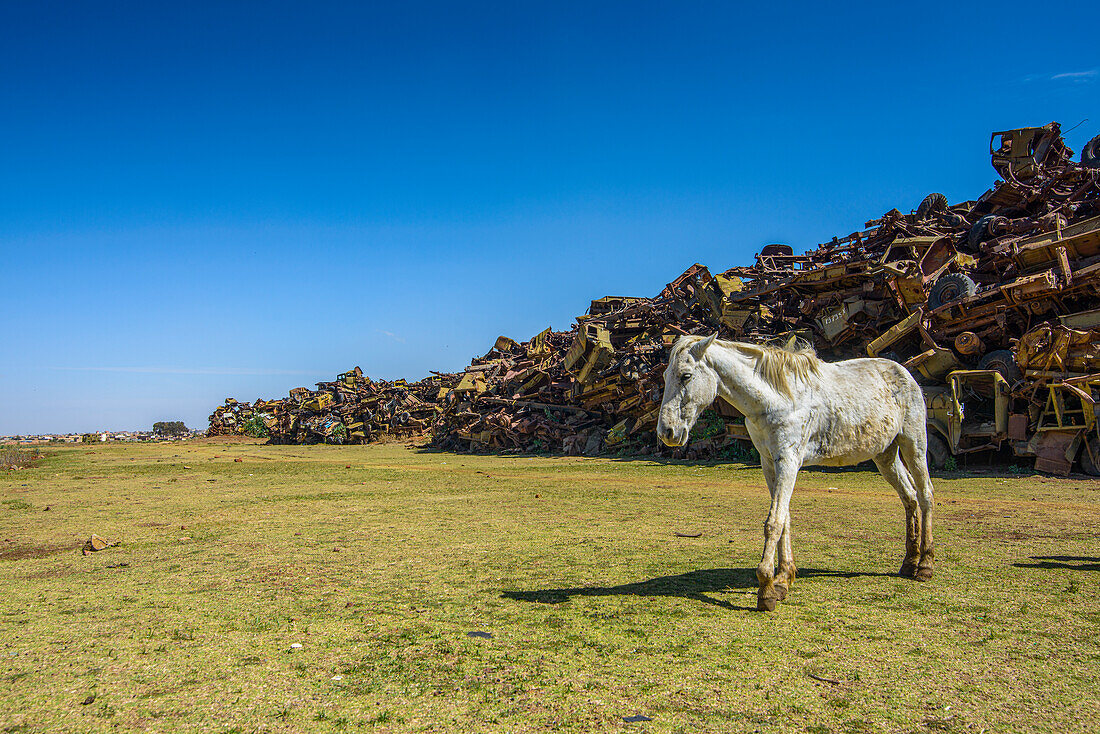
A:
690 333 718 360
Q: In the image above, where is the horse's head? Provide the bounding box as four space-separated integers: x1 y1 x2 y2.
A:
657 334 719 447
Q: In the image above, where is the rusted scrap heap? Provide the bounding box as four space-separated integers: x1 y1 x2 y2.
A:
207 398 255 436
431 123 1100 473
210 122 1100 474
429 281 732 457
207 369 458 444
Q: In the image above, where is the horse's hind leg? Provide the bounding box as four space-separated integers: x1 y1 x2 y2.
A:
897 434 935 581
873 443 921 578
775 518 796 601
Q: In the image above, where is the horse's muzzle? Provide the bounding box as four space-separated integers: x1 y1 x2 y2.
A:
657 423 686 447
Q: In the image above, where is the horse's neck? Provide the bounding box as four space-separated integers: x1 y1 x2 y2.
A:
706 344 776 417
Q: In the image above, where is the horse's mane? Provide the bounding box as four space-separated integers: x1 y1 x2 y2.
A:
678 335 822 398
739 340 821 397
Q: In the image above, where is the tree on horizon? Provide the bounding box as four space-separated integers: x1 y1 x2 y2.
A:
153 421 188 437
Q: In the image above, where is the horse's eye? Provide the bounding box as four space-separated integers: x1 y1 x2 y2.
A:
680 373 692 383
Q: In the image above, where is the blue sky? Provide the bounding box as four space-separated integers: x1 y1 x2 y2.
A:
2 1 1098 434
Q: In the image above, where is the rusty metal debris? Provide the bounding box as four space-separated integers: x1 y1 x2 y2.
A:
210 122 1100 474
207 369 458 444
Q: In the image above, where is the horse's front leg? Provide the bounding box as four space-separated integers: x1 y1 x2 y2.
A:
759 456 791 600
757 453 798 612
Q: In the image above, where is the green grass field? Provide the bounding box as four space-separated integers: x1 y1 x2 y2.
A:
2 439 1098 733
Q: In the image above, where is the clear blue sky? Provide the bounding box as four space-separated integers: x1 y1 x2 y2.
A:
2 1 1097 434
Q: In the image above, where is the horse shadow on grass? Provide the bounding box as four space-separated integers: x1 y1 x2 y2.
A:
501 567 892 611
1013 556 1100 572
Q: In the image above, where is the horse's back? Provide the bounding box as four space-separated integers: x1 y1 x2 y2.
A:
803 357 923 465
832 357 923 408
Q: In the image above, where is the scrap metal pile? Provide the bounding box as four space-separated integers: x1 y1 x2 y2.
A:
431 122 1100 472
207 369 458 444
211 122 1100 473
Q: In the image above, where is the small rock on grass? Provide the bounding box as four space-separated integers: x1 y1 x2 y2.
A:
82 535 115 555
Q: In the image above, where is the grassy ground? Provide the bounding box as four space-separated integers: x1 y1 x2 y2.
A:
1 439 1098 733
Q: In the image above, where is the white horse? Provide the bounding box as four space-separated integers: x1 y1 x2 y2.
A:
656 334 935 611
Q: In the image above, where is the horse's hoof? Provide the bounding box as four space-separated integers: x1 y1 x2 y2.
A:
899 562 918 578
914 566 933 581
757 593 778 612
774 583 789 602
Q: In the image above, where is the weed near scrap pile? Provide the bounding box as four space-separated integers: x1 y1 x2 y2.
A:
0 439 1098 732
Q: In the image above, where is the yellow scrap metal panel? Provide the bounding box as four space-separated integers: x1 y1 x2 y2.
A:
454 372 487 394
302 393 334 412
1017 324 1100 373
563 329 588 371
867 309 924 357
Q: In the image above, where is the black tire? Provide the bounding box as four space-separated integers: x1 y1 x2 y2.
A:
967 214 1006 249
926 434 948 470
1081 134 1100 169
916 192 948 220
928 272 979 310
1079 438 1100 476
967 218 985 250
977 349 1023 383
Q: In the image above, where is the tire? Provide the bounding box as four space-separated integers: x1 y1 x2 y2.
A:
926 434 948 470
916 192 948 220
1079 438 1100 476
977 349 1023 383
968 214 1006 249
928 272 979 310
1081 134 1100 169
